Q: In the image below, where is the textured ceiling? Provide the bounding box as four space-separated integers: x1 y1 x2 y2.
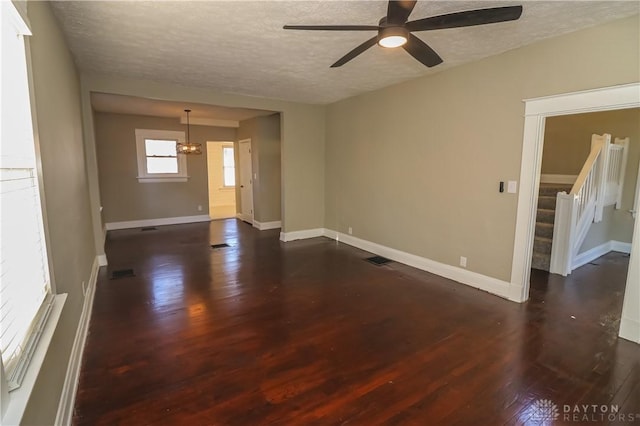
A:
51 1 639 105
91 92 276 122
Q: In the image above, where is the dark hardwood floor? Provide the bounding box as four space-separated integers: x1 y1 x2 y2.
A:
73 219 639 425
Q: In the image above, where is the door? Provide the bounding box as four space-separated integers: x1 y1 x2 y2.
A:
238 139 253 223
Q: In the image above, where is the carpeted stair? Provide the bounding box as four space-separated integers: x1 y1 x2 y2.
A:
532 183 573 271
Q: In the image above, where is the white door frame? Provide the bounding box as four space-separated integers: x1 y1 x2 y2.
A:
237 138 254 223
510 83 640 310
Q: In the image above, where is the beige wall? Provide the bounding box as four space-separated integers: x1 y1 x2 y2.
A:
540 108 640 252
325 15 640 282
206 141 236 219
22 2 97 424
94 112 236 223
542 108 640 177
238 113 282 223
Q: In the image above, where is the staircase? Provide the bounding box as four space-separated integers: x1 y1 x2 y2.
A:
532 183 572 271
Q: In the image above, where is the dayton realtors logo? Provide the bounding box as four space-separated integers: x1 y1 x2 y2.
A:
531 399 560 421
531 399 640 423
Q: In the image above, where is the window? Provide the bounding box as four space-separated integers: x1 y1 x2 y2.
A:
1 1 54 392
222 145 235 187
135 129 188 182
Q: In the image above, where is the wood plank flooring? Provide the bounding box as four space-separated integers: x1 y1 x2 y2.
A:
73 219 639 425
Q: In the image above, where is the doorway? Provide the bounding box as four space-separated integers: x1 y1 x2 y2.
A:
238 138 254 223
206 141 237 220
512 83 640 342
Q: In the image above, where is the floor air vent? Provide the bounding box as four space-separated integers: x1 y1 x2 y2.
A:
110 269 135 279
141 227 157 231
366 256 392 266
211 243 230 249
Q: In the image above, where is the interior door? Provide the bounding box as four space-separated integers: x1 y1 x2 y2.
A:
238 139 253 223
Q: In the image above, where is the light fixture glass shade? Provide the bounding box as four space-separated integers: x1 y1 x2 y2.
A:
379 35 407 48
177 142 202 155
178 109 202 155
378 26 409 48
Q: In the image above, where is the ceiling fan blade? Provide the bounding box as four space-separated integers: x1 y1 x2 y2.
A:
403 33 443 67
406 6 523 32
331 37 378 68
387 0 417 25
283 25 379 31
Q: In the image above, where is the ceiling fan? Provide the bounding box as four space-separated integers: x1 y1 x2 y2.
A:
283 1 523 68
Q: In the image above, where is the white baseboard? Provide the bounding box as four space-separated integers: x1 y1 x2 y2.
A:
105 215 211 231
253 220 281 231
97 254 107 266
611 240 632 253
540 174 578 184
574 240 632 269
236 213 253 223
279 228 325 242
55 256 101 426
323 229 513 300
281 227 514 300
619 316 640 344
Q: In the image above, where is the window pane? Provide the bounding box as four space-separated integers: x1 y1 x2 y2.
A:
145 139 177 157
224 168 235 186
223 147 234 167
146 157 178 174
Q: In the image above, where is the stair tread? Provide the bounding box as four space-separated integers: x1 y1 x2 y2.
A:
534 236 552 242
536 222 553 228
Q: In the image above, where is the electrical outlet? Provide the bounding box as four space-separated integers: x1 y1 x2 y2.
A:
197 205 203 211
507 180 518 194
348 227 353 235
460 256 467 268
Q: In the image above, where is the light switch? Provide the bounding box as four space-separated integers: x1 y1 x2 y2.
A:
507 180 518 194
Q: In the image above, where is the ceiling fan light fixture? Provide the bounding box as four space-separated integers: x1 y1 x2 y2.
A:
378 26 408 48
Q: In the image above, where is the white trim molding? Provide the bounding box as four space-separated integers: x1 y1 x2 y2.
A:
1 295 66 426
540 174 577 185
279 228 325 242
573 240 632 270
280 228 517 301
105 215 210 231
55 257 101 426
323 229 515 301
97 254 108 266
512 83 640 303
253 220 281 231
236 213 253 224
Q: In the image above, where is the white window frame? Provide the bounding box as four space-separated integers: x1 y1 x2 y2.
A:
222 144 235 188
1 2 67 424
135 129 188 183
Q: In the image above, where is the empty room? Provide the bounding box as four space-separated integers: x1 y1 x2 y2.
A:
1 1 639 425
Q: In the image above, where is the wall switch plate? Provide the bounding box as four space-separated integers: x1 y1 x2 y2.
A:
507 181 518 193
460 256 467 268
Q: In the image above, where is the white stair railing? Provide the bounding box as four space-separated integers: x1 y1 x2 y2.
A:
612 137 629 210
550 134 607 276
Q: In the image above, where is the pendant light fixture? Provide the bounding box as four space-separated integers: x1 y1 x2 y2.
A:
177 109 202 155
